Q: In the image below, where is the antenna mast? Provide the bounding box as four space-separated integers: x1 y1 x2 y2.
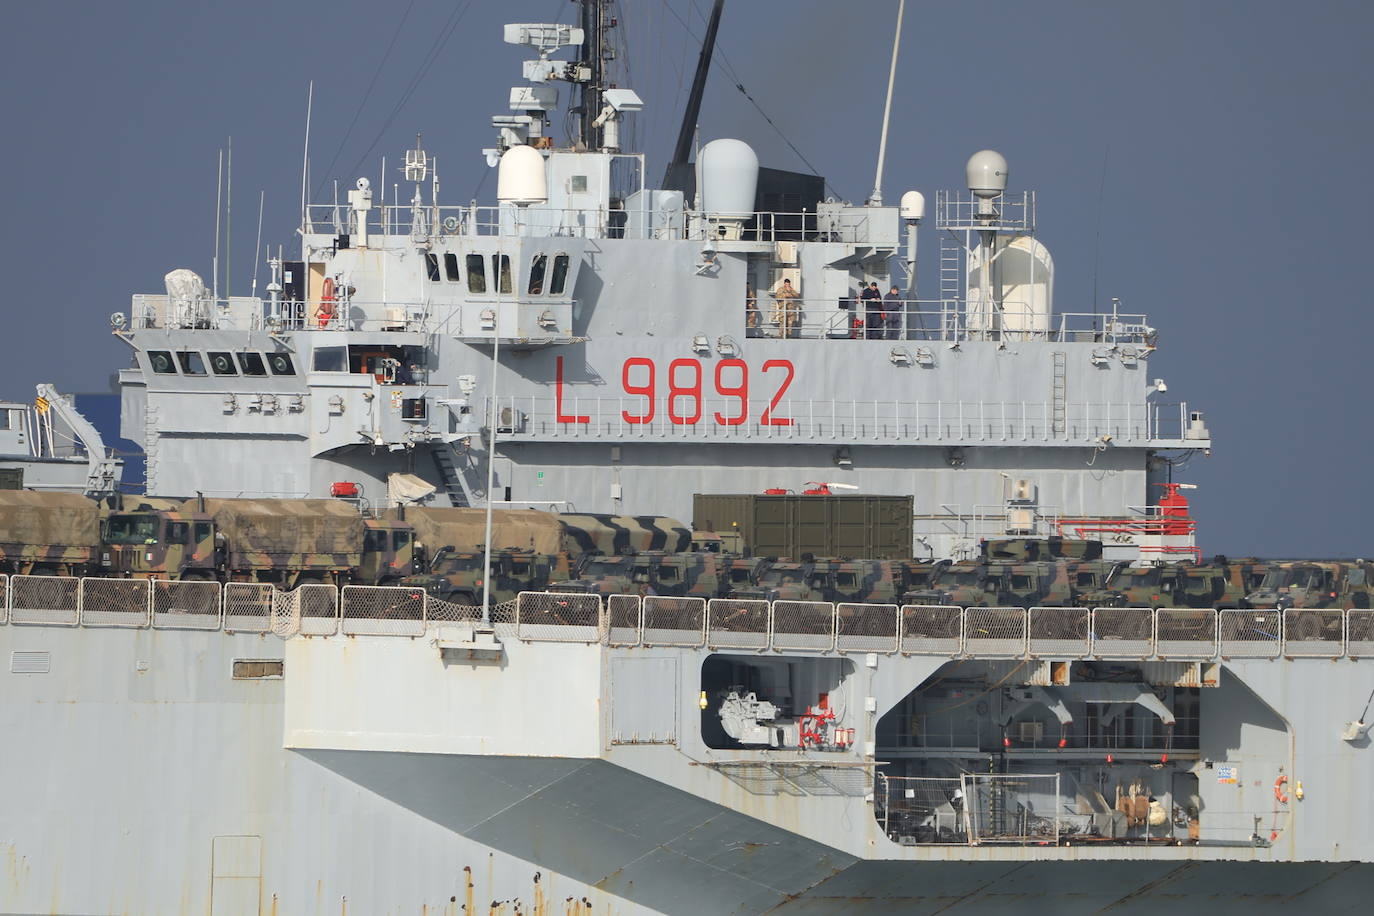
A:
869 0 906 205
576 0 608 150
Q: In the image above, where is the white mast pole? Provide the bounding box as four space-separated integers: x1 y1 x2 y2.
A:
299 81 314 263
869 0 906 206
225 135 232 300
213 148 223 301
251 190 265 298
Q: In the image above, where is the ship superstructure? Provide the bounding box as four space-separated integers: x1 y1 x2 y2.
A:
3 4 1371 915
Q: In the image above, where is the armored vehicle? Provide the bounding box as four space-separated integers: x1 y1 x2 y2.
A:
1244 560 1374 609
893 559 950 604
1083 560 1271 609
731 558 897 604
556 514 692 556
551 551 723 598
910 559 1117 608
401 546 567 606
982 537 1103 562
0 490 100 576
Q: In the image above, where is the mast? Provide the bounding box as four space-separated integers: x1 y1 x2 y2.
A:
665 0 725 186
576 0 607 150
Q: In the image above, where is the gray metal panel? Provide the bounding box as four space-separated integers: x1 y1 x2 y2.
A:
611 655 679 744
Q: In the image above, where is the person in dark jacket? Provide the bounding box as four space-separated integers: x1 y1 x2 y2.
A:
884 286 904 339
861 282 883 339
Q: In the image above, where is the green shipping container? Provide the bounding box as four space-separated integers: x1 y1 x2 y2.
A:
692 494 913 559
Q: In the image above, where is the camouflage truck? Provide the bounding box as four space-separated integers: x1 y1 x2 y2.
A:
730 559 897 604
0 490 101 576
908 559 1118 608
1243 561 1374 610
557 514 692 557
401 546 567 606
550 551 724 598
982 537 1103 562
1082 560 1272 609
390 506 565 569
893 559 951 604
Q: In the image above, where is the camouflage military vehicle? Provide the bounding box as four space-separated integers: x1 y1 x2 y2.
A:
730 558 897 604
390 506 564 568
982 537 1103 562
893 559 950 604
0 490 101 576
401 547 568 606
1082 560 1270 609
1243 561 1374 610
557 514 692 556
550 551 724 598
909 559 1118 608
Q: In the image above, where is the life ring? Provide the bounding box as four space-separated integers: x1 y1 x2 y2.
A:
318 277 337 327
1274 774 1289 804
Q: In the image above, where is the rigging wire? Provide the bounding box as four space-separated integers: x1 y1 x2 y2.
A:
342 1 473 185
312 0 417 199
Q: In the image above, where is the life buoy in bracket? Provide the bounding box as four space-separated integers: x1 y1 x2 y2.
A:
1274 774 1289 804
318 277 337 327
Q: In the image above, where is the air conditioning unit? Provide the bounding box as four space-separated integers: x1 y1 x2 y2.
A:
1006 507 1034 534
774 240 799 265
498 407 525 434
1010 478 1035 503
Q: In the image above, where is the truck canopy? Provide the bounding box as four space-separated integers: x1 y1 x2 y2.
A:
557 513 692 556
391 507 564 555
194 498 363 555
0 491 101 548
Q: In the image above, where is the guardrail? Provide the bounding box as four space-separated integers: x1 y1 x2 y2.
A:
0 575 1368 660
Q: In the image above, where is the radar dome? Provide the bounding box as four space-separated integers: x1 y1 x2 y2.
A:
965 150 1008 198
899 190 926 221
497 145 547 206
697 139 759 219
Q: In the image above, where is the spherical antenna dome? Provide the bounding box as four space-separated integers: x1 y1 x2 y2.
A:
965 150 1008 198
497 144 548 206
899 190 925 221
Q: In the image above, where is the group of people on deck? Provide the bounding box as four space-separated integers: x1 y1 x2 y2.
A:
744 279 908 339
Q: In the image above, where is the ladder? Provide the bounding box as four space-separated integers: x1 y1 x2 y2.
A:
1051 352 1067 438
938 232 963 337
430 446 473 507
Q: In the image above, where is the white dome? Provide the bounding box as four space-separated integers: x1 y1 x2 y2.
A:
899 190 926 221
697 139 759 218
497 145 547 206
965 150 1008 198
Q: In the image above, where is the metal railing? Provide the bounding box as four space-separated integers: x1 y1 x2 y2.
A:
0 576 1364 661
877 772 1061 847
492 394 1194 445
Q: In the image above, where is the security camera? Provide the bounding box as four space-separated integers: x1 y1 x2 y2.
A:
356 177 370 191
1153 378 1167 393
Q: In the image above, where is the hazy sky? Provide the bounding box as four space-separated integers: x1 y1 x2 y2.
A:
1 0 1370 557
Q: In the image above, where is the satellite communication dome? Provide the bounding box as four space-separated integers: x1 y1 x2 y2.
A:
697 138 759 219
965 150 1008 198
497 144 548 206
899 190 926 221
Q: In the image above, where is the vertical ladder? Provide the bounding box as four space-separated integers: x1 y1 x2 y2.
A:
1051 352 1067 438
938 232 963 337
430 446 472 507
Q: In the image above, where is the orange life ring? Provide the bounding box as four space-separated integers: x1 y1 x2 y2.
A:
318 277 337 326
1274 774 1289 804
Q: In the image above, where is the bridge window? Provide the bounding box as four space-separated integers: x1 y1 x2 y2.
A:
466 254 486 293
148 350 177 374
443 253 460 282
267 353 295 376
177 352 207 376
208 352 237 375
550 254 570 295
238 352 267 376
424 253 440 282
312 347 347 372
494 254 512 294
528 254 547 295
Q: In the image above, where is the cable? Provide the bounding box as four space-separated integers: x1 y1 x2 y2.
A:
312 0 417 199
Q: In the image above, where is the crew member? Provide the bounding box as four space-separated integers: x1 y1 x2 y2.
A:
884 285 904 339
773 278 800 338
861 281 883 339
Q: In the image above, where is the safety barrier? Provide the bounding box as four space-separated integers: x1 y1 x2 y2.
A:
79 577 150 628
707 598 770 650
2 576 1370 663
771 600 836 651
1348 610 1374 659
607 594 642 647
1218 609 1282 658
1156 608 1218 659
901 606 963 656
837 603 899 653
153 580 222 629
642 596 706 647
1282 609 1344 657
9 575 79 626
515 591 603 642
341 585 424 637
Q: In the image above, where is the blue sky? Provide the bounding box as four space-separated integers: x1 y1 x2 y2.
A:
2 0 1370 557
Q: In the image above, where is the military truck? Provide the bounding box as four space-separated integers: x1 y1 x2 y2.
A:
0 490 101 576
982 537 1103 562
1243 561 1374 610
1082 560 1270 609
730 559 898 604
551 551 724 598
99 497 400 587
893 559 950 604
402 547 567 606
908 559 1118 608
557 514 693 556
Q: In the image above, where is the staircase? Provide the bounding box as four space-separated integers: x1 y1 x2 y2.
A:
430 446 472 507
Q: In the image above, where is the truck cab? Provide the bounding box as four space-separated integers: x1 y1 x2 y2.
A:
731 559 896 604
1244 561 1374 610
550 551 723 598
402 546 566 605
100 508 218 579
359 518 416 584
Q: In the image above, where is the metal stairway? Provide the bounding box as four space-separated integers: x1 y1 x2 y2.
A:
430 446 473 507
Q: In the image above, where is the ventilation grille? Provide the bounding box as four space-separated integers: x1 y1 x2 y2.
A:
11 651 51 674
